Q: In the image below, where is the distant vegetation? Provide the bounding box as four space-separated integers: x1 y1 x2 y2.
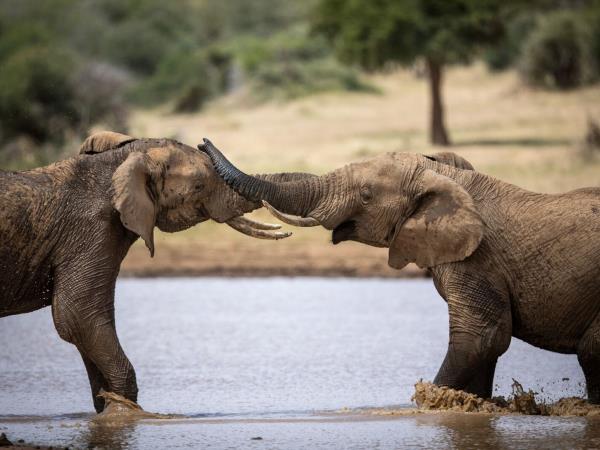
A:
0 0 367 167
2 0 600 167
312 0 600 146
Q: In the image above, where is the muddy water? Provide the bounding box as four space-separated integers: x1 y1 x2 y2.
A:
0 278 598 449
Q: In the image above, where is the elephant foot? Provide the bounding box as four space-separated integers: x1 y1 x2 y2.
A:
93 390 179 422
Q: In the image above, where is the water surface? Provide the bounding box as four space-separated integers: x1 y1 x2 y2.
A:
0 278 596 449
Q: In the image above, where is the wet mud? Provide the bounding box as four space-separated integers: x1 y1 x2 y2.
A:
93 391 180 423
411 380 600 416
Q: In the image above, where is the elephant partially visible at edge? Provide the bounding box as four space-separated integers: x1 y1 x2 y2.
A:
0 132 306 412
201 138 600 404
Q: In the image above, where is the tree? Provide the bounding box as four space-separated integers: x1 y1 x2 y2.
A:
312 0 505 146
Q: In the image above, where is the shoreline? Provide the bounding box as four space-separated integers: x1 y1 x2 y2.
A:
119 241 428 278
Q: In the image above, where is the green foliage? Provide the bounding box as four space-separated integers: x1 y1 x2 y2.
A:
233 27 374 100
131 48 225 110
252 57 374 100
519 10 595 89
0 46 79 143
194 0 311 40
0 23 53 62
313 0 505 69
101 20 172 76
484 12 537 71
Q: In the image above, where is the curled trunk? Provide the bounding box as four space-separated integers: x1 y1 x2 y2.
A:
200 139 325 217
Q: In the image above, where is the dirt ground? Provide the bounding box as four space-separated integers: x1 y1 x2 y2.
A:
122 233 426 277
119 64 600 277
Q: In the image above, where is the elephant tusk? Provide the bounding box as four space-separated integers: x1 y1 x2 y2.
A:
234 215 282 230
226 217 292 240
262 201 320 227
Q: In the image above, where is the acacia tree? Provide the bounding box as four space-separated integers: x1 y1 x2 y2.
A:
312 0 504 146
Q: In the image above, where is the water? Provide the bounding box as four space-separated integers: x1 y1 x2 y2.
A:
0 278 597 449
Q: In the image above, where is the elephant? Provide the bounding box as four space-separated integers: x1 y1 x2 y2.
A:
200 138 600 404
0 131 309 413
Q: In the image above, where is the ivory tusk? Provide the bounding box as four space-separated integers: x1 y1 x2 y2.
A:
262 201 320 227
226 217 292 240
234 215 282 230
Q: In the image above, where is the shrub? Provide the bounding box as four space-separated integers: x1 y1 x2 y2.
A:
234 28 375 100
131 49 226 111
102 20 172 75
519 11 595 89
252 57 374 100
72 61 131 133
484 12 537 71
0 47 131 149
0 23 53 62
0 46 79 143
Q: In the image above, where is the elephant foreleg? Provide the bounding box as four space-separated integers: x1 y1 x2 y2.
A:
433 335 501 398
81 354 110 413
433 274 511 399
578 312 600 404
51 267 138 412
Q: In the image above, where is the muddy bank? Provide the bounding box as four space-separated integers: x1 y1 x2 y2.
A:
120 240 427 278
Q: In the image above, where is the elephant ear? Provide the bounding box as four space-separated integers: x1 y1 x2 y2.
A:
111 152 161 256
80 131 135 155
388 169 484 270
425 152 474 170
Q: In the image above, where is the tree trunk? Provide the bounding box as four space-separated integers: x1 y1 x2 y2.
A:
426 58 450 146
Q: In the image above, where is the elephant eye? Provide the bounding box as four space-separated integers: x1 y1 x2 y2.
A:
360 186 373 203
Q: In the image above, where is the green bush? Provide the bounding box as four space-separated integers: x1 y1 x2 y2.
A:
131 48 230 111
234 28 375 100
0 46 79 143
72 62 130 133
252 57 374 100
519 11 595 89
484 12 537 71
0 23 53 62
102 20 172 76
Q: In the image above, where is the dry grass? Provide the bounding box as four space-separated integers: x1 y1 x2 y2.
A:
121 63 600 276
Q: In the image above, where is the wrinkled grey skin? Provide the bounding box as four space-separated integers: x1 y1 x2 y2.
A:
0 132 306 413
202 139 600 403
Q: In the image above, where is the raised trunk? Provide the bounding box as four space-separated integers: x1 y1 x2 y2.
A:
200 139 325 217
222 171 319 217
427 58 451 147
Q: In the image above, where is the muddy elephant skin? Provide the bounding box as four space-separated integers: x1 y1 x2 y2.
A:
0 132 301 413
201 139 600 404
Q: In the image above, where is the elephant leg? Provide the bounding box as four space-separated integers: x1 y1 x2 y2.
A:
81 354 110 413
433 274 511 399
462 359 497 399
51 267 138 412
577 313 600 404
433 334 503 399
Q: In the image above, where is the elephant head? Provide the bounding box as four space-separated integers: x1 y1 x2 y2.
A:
200 138 484 270
80 132 300 256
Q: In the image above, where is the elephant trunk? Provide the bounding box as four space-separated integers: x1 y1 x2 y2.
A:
200 138 326 218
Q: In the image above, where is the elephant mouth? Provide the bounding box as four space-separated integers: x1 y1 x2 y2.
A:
332 221 357 245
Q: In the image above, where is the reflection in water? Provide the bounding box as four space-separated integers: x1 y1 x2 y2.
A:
3 414 600 449
84 421 138 450
414 413 600 449
0 278 596 449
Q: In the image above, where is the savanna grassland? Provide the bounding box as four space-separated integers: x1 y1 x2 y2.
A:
119 64 600 277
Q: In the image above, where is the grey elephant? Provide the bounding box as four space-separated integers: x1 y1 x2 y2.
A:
200 138 600 404
0 131 305 413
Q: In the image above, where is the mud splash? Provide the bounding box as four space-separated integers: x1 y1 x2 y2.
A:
412 380 600 416
412 381 507 413
93 391 180 423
